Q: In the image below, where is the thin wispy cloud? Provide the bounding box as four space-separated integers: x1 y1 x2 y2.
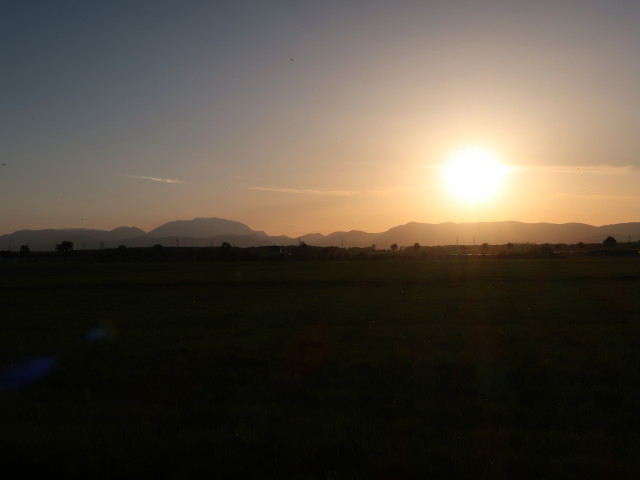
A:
514 165 634 175
553 193 640 201
248 185 403 197
425 164 634 175
127 175 185 184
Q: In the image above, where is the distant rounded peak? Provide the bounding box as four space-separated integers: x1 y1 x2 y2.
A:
155 217 247 227
184 217 247 226
148 216 256 238
387 222 429 231
111 226 145 232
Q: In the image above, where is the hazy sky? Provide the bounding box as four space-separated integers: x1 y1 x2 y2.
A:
2 0 640 236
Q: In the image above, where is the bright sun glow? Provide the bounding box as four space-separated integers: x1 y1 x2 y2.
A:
443 148 510 203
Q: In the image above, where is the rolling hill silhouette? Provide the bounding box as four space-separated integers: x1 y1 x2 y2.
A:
1 218 639 251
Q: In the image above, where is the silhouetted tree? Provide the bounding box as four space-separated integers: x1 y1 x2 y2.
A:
19 245 30 257
147 244 164 261
55 241 73 253
481 242 489 254
413 242 420 250
540 244 554 257
603 236 617 248
321 246 342 259
390 243 398 253
221 241 232 249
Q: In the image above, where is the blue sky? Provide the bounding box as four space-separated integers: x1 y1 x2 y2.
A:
2 1 640 236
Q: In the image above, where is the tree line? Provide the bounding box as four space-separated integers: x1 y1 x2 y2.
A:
2 236 636 263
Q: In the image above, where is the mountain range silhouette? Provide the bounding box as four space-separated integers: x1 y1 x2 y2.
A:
2 217 639 251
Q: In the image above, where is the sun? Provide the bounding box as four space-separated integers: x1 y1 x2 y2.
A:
443 148 510 203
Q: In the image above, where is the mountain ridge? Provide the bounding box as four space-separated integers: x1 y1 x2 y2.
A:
1 217 639 251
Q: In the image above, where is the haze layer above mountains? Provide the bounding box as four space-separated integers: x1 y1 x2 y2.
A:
2 218 639 252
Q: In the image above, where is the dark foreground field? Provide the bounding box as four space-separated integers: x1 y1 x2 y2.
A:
1 258 639 478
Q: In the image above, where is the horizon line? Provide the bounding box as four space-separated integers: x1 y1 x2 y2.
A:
3 218 640 239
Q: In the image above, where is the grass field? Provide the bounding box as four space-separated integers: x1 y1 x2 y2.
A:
1 258 639 478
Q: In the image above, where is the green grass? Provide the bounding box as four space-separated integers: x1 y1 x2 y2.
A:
1 258 639 478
